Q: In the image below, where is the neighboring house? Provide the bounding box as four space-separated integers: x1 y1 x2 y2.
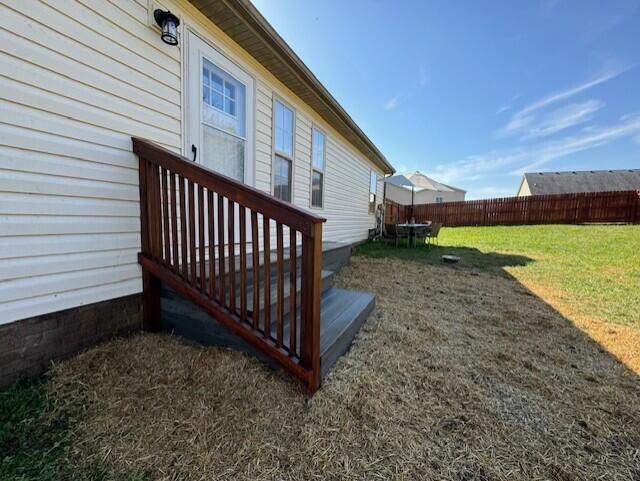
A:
0 0 394 390
383 171 466 205
517 169 640 196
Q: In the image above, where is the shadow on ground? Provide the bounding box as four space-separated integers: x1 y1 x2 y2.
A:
355 240 533 276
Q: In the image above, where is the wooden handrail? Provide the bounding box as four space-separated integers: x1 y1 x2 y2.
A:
133 138 325 237
134 137 325 393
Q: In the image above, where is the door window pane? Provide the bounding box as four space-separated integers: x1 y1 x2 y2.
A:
202 59 245 135
274 155 292 202
202 124 245 182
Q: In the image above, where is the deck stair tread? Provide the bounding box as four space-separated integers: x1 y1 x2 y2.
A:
160 240 374 383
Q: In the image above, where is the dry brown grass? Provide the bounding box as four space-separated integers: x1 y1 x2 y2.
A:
49 256 640 481
517 280 640 373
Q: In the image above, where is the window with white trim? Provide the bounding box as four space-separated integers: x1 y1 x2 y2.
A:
311 127 326 208
435 196 443 203
273 100 294 202
369 170 377 213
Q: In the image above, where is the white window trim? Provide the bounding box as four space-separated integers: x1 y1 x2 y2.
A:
271 95 296 203
309 124 327 210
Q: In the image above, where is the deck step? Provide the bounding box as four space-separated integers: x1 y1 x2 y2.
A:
159 240 375 385
318 288 376 378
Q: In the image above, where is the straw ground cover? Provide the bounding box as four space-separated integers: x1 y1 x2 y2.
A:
4 253 638 480
358 224 640 371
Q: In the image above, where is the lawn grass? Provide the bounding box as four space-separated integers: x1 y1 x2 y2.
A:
0 377 150 481
356 224 640 329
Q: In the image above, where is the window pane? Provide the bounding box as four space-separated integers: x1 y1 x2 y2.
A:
202 58 246 137
312 170 323 207
370 171 377 194
225 97 236 116
211 73 223 92
212 91 223 110
274 100 293 156
202 124 245 182
224 81 236 100
312 128 325 171
203 66 210 86
369 192 376 213
274 155 292 202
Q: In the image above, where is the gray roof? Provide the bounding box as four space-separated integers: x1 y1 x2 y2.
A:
384 171 466 193
523 169 640 195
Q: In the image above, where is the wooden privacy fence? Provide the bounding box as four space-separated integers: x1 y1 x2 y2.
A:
385 190 640 227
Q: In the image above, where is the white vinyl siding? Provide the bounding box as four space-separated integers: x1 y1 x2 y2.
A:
0 0 386 325
0 0 180 324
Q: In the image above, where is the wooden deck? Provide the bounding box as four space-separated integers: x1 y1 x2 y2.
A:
160 241 376 380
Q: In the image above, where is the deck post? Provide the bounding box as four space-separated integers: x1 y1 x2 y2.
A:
300 222 323 392
137 154 161 332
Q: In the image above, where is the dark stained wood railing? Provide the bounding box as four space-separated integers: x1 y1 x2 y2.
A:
385 191 640 227
133 137 326 393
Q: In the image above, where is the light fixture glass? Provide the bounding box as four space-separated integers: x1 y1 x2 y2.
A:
154 9 180 46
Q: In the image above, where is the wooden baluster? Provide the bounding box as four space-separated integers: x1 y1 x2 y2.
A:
263 216 271 338
228 201 236 313
207 190 216 299
179 175 188 280
217 194 226 306
289 228 297 356
251 211 259 329
170 172 179 270
152 163 163 258
161 167 170 266
300 223 323 392
138 157 160 332
276 222 284 348
239 206 247 322
188 181 196 286
198 185 206 292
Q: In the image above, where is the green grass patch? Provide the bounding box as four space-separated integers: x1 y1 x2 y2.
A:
356 224 640 327
0 377 150 481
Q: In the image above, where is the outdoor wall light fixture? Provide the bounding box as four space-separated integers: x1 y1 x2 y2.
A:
154 9 180 46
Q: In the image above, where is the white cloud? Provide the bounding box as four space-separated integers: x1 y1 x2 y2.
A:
466 186 515 200
384 94 402 111
428 113 640 184
497 67 629 138
520 100 603 140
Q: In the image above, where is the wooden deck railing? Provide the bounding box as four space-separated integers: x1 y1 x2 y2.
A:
133 138 326 393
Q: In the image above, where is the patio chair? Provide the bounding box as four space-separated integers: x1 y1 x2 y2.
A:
426 223 441 246
383 223 399 246
395 224 411 247
413 225 430 247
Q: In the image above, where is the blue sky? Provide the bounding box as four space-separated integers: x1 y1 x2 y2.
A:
251 0 640 199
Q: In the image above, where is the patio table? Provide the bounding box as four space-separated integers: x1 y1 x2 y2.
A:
397 223 431 248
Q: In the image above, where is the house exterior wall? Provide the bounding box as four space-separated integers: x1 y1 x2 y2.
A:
0 0 385 327
384 183 465 205
517 178 532 197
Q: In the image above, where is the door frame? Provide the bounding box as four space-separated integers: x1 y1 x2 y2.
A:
183 27 256 187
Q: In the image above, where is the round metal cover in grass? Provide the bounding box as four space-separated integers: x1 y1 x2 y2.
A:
442 254 460 263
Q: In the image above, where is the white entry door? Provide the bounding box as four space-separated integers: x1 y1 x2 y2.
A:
186 31 255 185
186 31 255 251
